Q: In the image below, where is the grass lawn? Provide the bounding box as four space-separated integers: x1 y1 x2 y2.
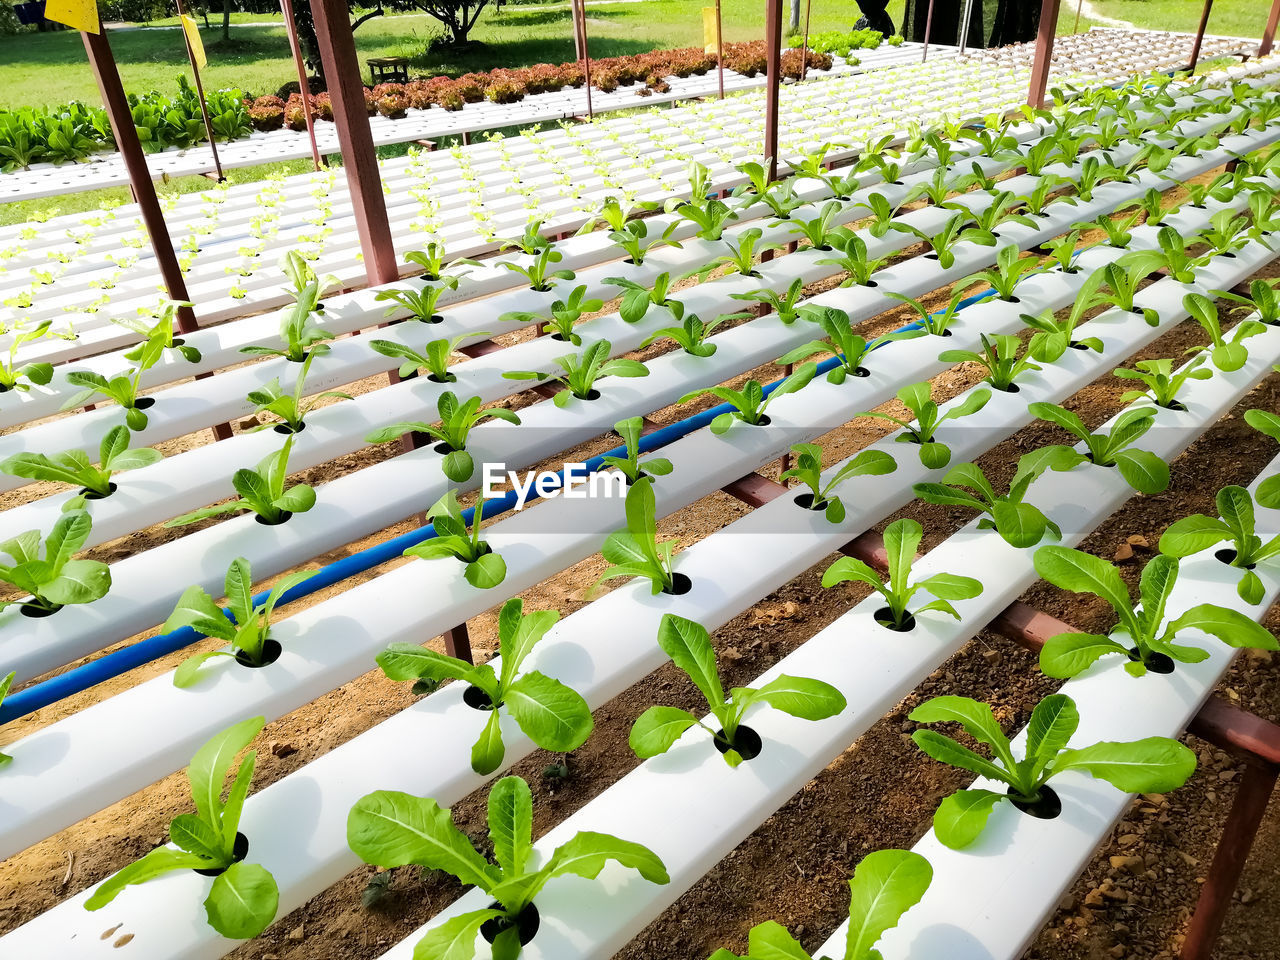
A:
1085 0 1269 40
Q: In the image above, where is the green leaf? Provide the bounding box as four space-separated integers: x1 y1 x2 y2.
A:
1052 738 1196 793
1025 694 1078 769
470 709 506 776
629 705 700 758
46 509 91 571
1164 604 1278 652
487 776 533 877
844 849 933 960
543 830 670 886
169 813 225 861
750 674 846 720
43 558 111 606
821 556 883 590
163 585 237 642
1113 449 1170 494
497 599 559 691
189 716 264 828
909 696 1011 758
224 557 256 628
745 921 812 960
204 862 279 940
990 500 1051 549
933 789 1006 850
1034 546 1134 623
411 910 503 960
376 644 487 686
464 551 507 589
504 671 593 751
273 483 316 515
910 730 1010 785
84 847 210 911
346 791 497 889
1159 514 1232 557
173 650 235 688
1039 631 1131 678
883 519 922 597
656 614 725 709
916 572 983 603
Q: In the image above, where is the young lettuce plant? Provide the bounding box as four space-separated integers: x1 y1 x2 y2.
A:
859 382 992 469
1215 279 1280 327
913 449 1078 549
0 509 111 615
1028 403 1170 494
609 218 681 265
594 476 680 595
679 362 817 433
167 437 315 527
884 288 968 337
0 321 56 394
707 849 931 960
348 776 669 959
782 446 897 522
114 300 201 365
1113 355 1211 409
500 285 602 345
600 416 673 485
406 491 506 588
85 716 280 939
365 392 521 483
776 306 906 385
957 245 1042 303
504 340 649 407
1159 486 1280 604
241 280 334 361
674 195 739 241
374 275 461 323
1018 297 1106 363
641 311 744 358
910 693 1196 849
787 200 845 250
891 213 995 270
246 351 352 434
1117 227 1204 284
497 246 575 292
962 191 1037 244
0 424 160 503
630 614 846 766
377 598 592 773
849 191 901 240
816 230 888 287
694 227 779 281
1074 209 1144 249
605 272 682 324
938 333 1042 392
731 277 806 324
370 332 474 383
1033 546 1277 677
164 558 317 686
1182 293 1266 372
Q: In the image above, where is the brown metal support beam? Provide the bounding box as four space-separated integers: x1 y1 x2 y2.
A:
1261 0 1280 58
799 0 813 82
82 27 198 334
921 0 937 63
1187 0 1215 73
764 0 784 182
281 0 324 172
444 621 473 662
715 0 725 100
311 0 398 286
174 0 224 181
574 0 595 119
1026 0 1064 109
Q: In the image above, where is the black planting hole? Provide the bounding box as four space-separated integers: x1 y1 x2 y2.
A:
995 382 1021 394
859 279 879 289
255 511 293 526
1220 252 1238 259
575 388 602 402
194 833 249 876
463 685 500 711
624 257 639 266
874 606 917 632
1128 646 1175 674
662 573 693 596
481 903 540 946
79 482 117 500
712 725 763 762
848 366 872 379
935 328 954 338
422 314 445 324
433 441 456 455
924 253 939 260
1035 212 1052 219
794 492 831 512
1069 341 1092 351
274 421 305 435
1007 785 1062 820
1216 548 1256 570
1161 399 1188 411
235 639 282 669
746 414 772 427
1003 295 1021 304
19 601 62 619
625 471 650 486
426 372 457 384
134 397 156 410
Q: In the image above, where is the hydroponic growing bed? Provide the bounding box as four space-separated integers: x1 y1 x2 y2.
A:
0 38 1279 960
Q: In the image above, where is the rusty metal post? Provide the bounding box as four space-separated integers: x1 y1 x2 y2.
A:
574 0 595 118
280 0 324 171
1262 0 1280 57
444 622 473 662
715 0 725 99
572 0 586 60
921 0 937 62
173 0 224 181
765 0 784 182
1187 0 1215 73
82 28 198 334
1027 0 1063 108
799 0 812 81
311 0 399 286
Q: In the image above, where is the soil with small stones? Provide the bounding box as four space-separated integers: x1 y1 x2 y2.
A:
2 164 1280 960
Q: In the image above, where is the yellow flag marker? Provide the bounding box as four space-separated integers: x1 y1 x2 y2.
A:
702 7 720 55
45 0 99 34
181 15 207 69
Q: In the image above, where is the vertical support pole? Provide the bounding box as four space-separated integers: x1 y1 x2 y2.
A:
1187 0 1214 73
715 0 725 99
958 0 977 55
174 0 224 181
1261 0 1280 57
1180 763 1278 960
764 0 783 182
574 0 595 118
280 0 324 172
799 0 812 81
1072 0 1085 33
921 0 937 63
82 27 198 334
444 622 474 663
572 0 586 59
311 0 398 286
1026 0 1063 109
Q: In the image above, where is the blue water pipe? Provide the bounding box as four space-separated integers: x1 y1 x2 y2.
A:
0 284 1003 723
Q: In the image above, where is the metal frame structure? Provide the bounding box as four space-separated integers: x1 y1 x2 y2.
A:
280 0 325 172
764 0 784 182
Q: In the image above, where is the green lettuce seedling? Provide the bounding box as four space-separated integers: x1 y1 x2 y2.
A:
0 509 110 614
168 437 315 527
1033 546 1276 677
911 693 1196 849
641 311 745 358
369 331 475 382
1215 279 1280 327
630 614 846 766
246 351 352 434
378 598 591 774
731 277 806 324
365 392 520 483
707 848 932 960
913 448 1079 549
1027 403 1170 494
883 288 968 337
680 362 817 433
778 306 914 384
348 776 669 960
890 213 996 270
608 218 682 265
1113 355 1211 409
600 416 673 484
405 491 506 589
374 275 461 323
0 321 56 394
816 230 888 288
604 272 681 324
695 227 780 280
241 278 334 362
595 476 678 595
1182 293 1267 372
0 424 160 503
164 558 317 687
114 300 201 365
1160 486 1280 604
956 245 1041 303
500 285 601 345
674 195 739 241
858 382 991 469
504 340 648 408
497 246 575 292
822 518 982 629
786 200 845 250
938 333 1042 392
85 717 280 939
782 446 897 523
